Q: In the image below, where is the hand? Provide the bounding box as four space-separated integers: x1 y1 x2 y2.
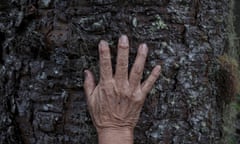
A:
84 35 161 143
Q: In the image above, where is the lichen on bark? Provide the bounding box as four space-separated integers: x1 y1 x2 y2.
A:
0 0 236 143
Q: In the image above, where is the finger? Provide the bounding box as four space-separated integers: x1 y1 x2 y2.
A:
129 43 148 88
99 40 113 81
142 65 161 94
84 70 96 98
115 35 129 81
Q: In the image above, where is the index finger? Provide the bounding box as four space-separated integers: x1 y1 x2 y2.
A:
99 40 113 81
129 43 148 88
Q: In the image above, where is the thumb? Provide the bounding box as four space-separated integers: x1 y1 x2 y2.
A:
84 70 96 98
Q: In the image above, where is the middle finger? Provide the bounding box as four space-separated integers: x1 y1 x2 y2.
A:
115 35 129 81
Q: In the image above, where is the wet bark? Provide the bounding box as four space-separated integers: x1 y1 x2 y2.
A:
0 0 234 143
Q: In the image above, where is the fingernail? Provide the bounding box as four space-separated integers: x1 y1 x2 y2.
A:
119 35 129 47
156 65 161 74
140 43 148 53
153 65 161 76
156 65 161 71
99 40 108 47
84 70 88 78
99 40 109 52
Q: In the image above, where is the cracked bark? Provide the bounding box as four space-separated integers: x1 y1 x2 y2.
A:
0 0 237 143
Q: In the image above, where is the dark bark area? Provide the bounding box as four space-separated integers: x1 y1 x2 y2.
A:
0 0 233 143
234 1 240 142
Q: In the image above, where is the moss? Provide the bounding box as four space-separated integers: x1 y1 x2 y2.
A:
218 55 240 144
217 54 239 104
221 0 240 143
212 55 238 144
150 15 168 31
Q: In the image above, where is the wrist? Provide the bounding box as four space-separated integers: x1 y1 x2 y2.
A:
98 127 134 144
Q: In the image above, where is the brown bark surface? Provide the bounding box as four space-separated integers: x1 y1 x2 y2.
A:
0 0 233 143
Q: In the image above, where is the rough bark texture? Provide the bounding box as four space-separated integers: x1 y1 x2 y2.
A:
234 1 240 142
0 0 233 143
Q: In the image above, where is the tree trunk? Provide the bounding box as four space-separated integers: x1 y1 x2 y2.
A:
0 0 236 143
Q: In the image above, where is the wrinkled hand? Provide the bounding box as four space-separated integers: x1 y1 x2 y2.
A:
84 35 161 133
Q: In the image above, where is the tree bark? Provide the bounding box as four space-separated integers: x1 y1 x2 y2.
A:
0 0 235 143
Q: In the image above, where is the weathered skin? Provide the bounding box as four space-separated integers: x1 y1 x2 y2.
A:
84 35 161 143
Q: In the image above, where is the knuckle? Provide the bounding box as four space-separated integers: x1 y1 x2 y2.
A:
100 80 114 88
100 47 109 55
146 84 152 91
147 79 154 85
101 54 111 60
119 91 129 97
133 96 143 104
134 65 142 75
100 84 113 96
119 61 128 68
151 72 159 78
138 52 147 59
132 91 144 103
101 61 110 67
119 43 129 49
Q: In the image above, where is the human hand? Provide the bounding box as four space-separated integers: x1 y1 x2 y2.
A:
84 35 161 143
